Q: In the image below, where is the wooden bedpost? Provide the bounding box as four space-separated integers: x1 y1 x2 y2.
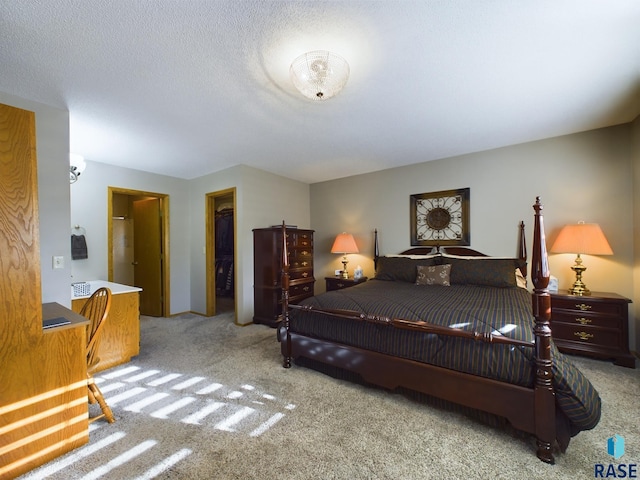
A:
280 221 292 368
373 228 379 272
518 221 527 277
531 197 555 464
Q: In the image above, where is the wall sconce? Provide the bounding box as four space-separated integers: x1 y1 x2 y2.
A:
331 232 359 279
550 222 613 296
290 50 350 100
70 153 86 184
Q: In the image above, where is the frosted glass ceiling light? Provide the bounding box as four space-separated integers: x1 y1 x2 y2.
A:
290 50 350 100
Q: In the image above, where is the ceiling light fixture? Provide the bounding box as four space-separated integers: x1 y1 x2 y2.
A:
290 50 350 100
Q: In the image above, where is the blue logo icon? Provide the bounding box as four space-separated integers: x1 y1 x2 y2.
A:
608 434 625 460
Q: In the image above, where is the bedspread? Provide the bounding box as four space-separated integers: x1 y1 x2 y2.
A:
289 279 601 433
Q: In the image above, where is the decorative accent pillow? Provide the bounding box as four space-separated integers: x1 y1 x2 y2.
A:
515 268 528 289
416 264 451 286
375 256 437 283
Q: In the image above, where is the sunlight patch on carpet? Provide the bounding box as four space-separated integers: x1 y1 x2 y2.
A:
22 365 296 479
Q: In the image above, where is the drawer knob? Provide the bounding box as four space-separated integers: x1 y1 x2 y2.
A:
302 272 309 277
302 261 309 267
301 251 309 255
576 303 592 311
574 331 594 341
575 317 592 325
337 283 345 288
303 286 310 292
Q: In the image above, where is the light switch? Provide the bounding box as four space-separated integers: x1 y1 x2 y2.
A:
52 256 64 269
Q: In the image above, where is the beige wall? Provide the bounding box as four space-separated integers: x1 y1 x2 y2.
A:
311 124 637 352
188 165 310 325
69 161 192 313
68 161 310 324
632 115 640 351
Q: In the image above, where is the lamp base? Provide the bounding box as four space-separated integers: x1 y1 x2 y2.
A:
341 258 349 279
569 255 590 296
568 284 590 296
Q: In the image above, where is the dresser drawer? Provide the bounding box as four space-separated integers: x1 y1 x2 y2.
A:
289 249 313 268
289 268 313 281
287 231 313 249
290 281 314 298
551 322 621 349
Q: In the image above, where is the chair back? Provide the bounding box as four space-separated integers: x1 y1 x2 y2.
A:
81 287 112 369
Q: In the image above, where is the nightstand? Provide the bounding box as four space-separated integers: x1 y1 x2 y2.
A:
325 276 368 291
550 291 635 368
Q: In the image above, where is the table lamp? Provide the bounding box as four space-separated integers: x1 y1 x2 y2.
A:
331 232 359 279
550 222 613 296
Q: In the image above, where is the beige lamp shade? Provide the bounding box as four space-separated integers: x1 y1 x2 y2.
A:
331 233 359 254
551 223 613 255
551 222 612 295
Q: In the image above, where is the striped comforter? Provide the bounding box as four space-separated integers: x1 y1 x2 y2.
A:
290 279 601 433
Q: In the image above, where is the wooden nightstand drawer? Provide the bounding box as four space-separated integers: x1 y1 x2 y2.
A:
551 297 625 316
551 311 621 329
325 276 368 291
551 322 620 349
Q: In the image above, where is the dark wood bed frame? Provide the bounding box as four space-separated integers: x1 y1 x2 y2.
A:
278 197 556 463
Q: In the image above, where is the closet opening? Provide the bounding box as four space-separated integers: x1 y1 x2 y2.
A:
206 188 236 319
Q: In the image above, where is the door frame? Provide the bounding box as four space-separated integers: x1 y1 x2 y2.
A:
206 187 237 319
108 187 170 316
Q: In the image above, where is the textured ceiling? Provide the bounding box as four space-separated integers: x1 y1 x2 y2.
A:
1 1 639 184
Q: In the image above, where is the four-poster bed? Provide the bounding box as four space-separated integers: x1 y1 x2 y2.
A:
276 198 601 463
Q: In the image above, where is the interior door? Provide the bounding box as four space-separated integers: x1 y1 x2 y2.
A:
133 198 163 316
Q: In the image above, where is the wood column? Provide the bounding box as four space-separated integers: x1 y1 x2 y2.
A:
0 103 89 479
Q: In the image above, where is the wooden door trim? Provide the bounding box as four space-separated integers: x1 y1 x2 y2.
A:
108 187 170 316
206 187 237 320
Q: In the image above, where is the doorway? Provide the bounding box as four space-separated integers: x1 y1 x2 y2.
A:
206 188 236 318
108 187 169 317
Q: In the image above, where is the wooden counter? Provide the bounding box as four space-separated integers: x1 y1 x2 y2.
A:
71 281 142 373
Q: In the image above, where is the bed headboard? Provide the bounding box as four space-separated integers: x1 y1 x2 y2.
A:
373 220 527 275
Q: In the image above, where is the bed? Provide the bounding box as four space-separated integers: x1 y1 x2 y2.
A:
277 197 601 464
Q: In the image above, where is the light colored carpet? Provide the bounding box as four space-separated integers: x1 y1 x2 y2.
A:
19 313 639 479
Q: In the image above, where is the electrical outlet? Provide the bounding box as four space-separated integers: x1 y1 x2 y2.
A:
52 256 64 269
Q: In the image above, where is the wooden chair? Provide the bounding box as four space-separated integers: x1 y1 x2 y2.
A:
81 287 116 423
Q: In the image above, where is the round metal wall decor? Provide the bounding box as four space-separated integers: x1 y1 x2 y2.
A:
410 188 470 246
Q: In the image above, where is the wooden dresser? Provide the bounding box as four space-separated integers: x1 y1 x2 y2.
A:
253 226 314 327
550 291 635 368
